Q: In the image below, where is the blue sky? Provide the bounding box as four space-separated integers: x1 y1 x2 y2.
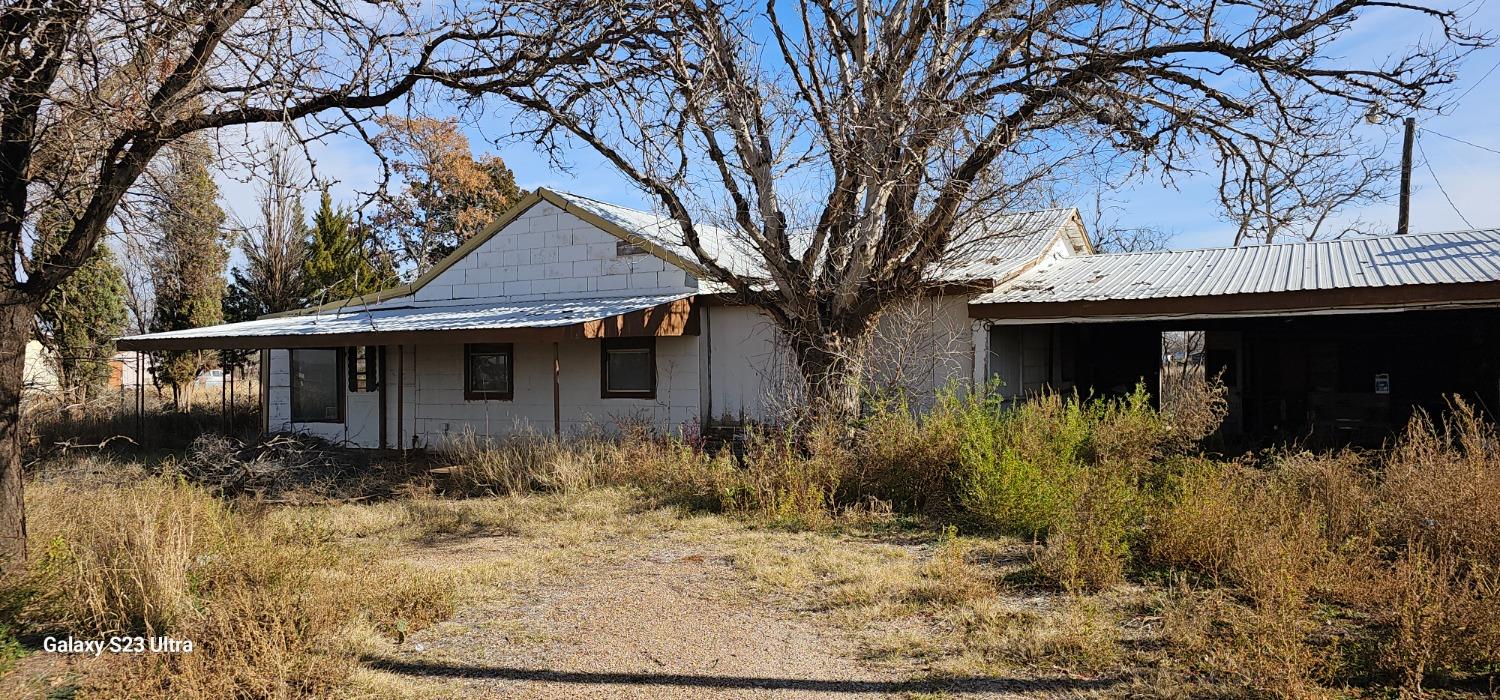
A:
215 1 1500 255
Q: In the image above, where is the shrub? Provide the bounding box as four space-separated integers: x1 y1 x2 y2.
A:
954 384 1204 541
723 426 848 528
1376 546 1499 694
1377 400 1500 568
950 384 1220 591
0 624 23 676
1034 468 1140 592
1144 401 1500 692
846 396 961 514
952 390 1089 537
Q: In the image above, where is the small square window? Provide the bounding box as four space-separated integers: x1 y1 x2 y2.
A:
465 343 514 400
601 338 655 399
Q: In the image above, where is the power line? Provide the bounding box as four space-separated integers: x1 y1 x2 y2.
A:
1419 126 1500 157
1416 135 1476 229
1454 57 1500 105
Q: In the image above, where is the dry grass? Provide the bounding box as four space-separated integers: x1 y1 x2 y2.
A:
1146 400 1500 696
23 387 262 454
727 524 1132 681
3 473 464 699
5 386 1499 698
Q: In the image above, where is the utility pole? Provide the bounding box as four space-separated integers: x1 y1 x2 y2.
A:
1398 116 1415 235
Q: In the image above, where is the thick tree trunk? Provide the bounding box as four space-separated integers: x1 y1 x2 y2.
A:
789 326 874 425
0 302 32 577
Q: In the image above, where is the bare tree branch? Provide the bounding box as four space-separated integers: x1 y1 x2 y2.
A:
481 0 1486 418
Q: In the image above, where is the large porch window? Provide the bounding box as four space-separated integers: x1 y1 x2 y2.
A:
291 348 343 422
601 338 656 399
465 343 514 400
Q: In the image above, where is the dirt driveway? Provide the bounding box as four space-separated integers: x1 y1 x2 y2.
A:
370 544 909 698
354 500 1119 699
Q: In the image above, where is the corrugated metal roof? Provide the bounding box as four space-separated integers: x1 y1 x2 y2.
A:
552 190 1079 283
118 293 693 344
936 208 1081 281
971 229 1500 305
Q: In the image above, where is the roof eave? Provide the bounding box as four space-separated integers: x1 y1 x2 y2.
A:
968 280 1500 321
120 296 701 352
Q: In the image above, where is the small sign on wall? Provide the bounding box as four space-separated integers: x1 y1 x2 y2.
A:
1374 373 1391 395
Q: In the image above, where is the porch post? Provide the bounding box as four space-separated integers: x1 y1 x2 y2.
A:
135 352 144 446
552 342 561 437
219 358 227 433
378 346 389 451
971 320 990 394
397 345 406 455
258 349 269 436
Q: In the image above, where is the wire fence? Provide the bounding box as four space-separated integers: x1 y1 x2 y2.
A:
22 371 263 456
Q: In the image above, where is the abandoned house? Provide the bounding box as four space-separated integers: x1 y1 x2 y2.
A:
117 189 1500 448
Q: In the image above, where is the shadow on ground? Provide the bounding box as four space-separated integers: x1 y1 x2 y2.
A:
362 656 1120 695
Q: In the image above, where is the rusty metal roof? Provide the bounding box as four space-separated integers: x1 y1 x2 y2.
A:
972 229 1500 305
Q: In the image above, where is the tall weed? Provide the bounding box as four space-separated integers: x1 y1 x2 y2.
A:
5 474 456 698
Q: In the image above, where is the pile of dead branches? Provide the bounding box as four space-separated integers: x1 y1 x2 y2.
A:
170 434 422 503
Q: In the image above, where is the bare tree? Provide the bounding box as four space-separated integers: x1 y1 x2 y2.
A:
485 0 1482 422
1085 193 1173 253
225 136 311 322
1219 103 1398 245
0 0 649 573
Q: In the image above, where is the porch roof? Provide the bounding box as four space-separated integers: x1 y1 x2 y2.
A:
970 229 1500 321
116 293 699 351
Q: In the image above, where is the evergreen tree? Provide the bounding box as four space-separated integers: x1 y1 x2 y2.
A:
27 160 130 404
33 209 128 402
149 139 230 408
304 191 392 304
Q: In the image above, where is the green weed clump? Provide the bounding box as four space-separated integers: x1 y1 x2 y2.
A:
947 385 1213 591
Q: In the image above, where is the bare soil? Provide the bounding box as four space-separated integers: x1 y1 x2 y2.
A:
365 535 916 699
357 514 1115 700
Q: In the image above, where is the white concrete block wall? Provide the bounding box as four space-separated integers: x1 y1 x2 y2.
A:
868 295 974 409
414 201 699 303
704 305 791 423
401 336 701 449
267 349 290 430
268 338 700 449
706 296 975 422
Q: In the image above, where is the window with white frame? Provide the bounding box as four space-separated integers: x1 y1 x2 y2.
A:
291 348 342 422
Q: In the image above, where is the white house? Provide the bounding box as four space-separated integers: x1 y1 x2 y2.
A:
117 189 1086 449
118 189 1500 448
